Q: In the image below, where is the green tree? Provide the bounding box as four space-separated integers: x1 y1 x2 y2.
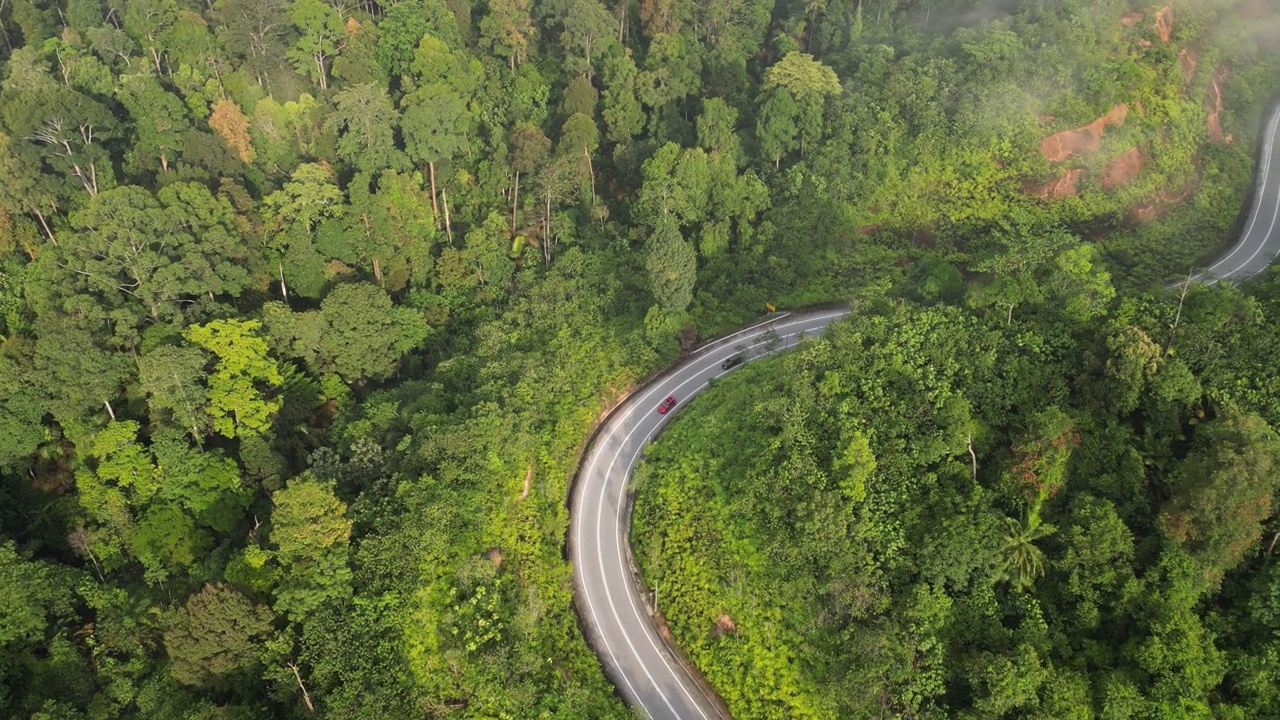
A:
479 0 535 69
138 346 210 439
401 85 470 226
644 220 696 312
316 282 430 383
153 431 249 534
557 112 600 202
0 83 118 197
269 474 353 620
58 183 250 323
636 32 702 111
31 315 130 441
1158 411 1280 583
324 83 403 172
558 0 615 77
1000 515 1054 593
762 51 841 98
1055 495 1135 631
0 542 76 651
165 583 273 687
182 319 283 439
0 542 79 695
636 143 709 226
263 162 344 235
212 0 290 84
130 502 209 582
116 72 191 174
1050 244 1116 324
509 123 550 234
602 51 645 144
756 88 799 167
376 0 461 78
0 131 61 245
0 348 47 468
288 0 345 91
561 75 599 118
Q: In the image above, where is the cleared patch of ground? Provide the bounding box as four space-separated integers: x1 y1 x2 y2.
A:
1208 65 1233 144
1028 168 1085 199
1155 5 1173 43
1131 177 1200 223
1038 104 1129 162
1179 47 1197 86
1102 147 1146 189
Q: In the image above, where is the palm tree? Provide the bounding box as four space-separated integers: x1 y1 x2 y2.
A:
1000 515 1055 592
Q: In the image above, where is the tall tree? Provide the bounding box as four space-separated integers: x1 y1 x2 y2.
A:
269 474 353 620
288 0 345 91
116 72 191 174
182 319 283 440
138 346 210 440
315 282 430 383
1 84 117 198
376 0 461 78
57 183 250 324
1158 411 1280 583
601 50 645 144
558 0 615 78
324 83 403 172
508 123 550 234
478 0 535 69
165 583 274 687
213 0 290 85
401 88 469 225
644 220 696 312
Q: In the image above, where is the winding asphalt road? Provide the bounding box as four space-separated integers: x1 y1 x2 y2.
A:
1193 101 1280 283
569 103 1280 719
569 310 848 720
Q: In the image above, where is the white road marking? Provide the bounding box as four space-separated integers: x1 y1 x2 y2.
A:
691 313 792 355
1195 105 1280 282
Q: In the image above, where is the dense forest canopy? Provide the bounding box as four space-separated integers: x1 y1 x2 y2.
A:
0 0 1277 717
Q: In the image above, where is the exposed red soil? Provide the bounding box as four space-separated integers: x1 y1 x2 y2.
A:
655 612 672 639
1208 65 1233 144
1130 176 1200 222
519 463 534 499
1120 12 1145 26
1102 147 1146 189
711 614 737 638
1179 48 1198 86
1155 5 1173 43
1029 168 1085 199
1039 104 1129 162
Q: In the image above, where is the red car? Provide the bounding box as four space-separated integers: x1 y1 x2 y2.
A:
657 396 677 414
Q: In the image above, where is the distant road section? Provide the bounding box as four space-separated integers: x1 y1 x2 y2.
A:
1194 103 1280 283
569 310 847 720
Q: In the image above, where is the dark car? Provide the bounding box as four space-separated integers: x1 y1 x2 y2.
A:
720 354 744 371
657 396 677 414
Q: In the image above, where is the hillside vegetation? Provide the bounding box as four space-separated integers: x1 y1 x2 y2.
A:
635 279 1280 717
0 0 1277 718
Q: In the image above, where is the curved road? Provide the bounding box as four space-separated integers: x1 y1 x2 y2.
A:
569 311 848 719
1193 101 1280 283
570 103 1280 719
